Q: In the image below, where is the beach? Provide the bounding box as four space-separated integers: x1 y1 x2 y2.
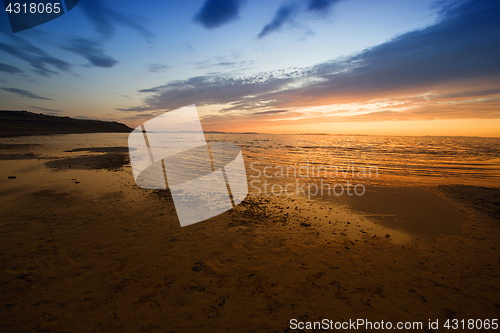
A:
0 133 499 332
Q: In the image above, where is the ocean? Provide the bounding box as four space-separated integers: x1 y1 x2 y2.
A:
209 133 500 187
2 133 499 188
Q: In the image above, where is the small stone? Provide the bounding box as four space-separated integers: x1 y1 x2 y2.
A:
8 176 16 179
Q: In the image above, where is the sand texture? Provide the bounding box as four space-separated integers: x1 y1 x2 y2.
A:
0 141 499 332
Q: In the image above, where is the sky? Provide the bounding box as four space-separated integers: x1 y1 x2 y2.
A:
0 0 499 137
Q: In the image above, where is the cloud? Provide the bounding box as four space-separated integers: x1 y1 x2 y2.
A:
29 106 61 113
63 38 118 68
79 0 155 42
258 3 299 39
0 1 146 77
194 0 243 29
258 0 342 38
116 106 151 112
2 87 52 100
270 0 500 105
133 73 296 112
322 96 500 122
146 63 169 73
307 0 341 12
125 67 312 113
254 109 288 114
121 0 500 122
0 0 152 78
0 62 23 74
0 37 70 77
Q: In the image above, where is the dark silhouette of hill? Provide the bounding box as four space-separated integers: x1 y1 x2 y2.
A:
0 111 133 137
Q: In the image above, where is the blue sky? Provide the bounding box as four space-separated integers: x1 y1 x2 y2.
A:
1 0 499 136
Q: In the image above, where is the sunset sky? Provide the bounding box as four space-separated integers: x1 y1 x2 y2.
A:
0 0 499 136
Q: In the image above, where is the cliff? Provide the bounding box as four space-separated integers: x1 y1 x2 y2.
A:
0 111 133 137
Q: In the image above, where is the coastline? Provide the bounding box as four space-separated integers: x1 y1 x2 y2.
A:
0 111 133 138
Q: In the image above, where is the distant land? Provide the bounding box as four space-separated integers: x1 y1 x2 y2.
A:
0 111 133 137
204 130 259 134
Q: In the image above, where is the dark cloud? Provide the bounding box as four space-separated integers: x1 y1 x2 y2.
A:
258 3 299 39
258 0 342 38
307 0 341 12
63 38 118 68
2 87 52 100
254 109 288 114
0 37 70 77
116 106 151 112
193 59 254 70
276 0 500 103
0 62 23 74
0 0 152 78
126 68 305 113
121 0 500 121
132 74 296 112
122 113 159 123
194 0 243 29
79 0 155 42
0 12 70 78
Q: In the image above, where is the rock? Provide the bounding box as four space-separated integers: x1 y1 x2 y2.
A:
192 261 207 272
8 176 16 179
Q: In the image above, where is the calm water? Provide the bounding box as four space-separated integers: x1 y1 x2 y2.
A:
2 133 499 187
209 134 500 187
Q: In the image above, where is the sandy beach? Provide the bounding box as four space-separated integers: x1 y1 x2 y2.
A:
0 134 499 332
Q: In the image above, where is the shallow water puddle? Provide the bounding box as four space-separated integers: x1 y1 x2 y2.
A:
312 185 468 243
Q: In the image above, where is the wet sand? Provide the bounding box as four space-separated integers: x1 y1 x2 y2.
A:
0 142 499 332
317 185 469 243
